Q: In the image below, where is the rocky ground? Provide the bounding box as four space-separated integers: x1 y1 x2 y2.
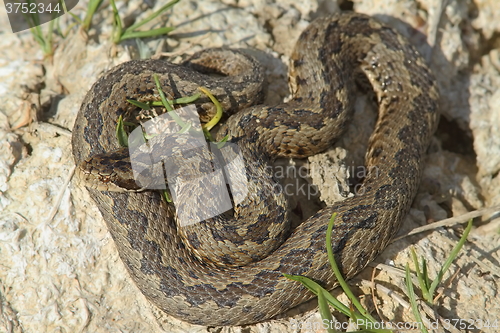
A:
1 0 500 332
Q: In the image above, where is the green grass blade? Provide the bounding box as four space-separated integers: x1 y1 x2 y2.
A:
216 135 229 149
317 289 340 333
150 93 201 107
120 27 175 41
45 17 55 55
178 122 192 134
162 190 172 203
153 74 174 112
326 213 377 323
410 247 430 301
427 218 473 298
26 0 41 26
82 0 103 30
127 99 151 110
153 74 196 136
115 115 129 147
172 93 202 104
29 27 45 45
109 0 123 43
283 274 351 316
60 0 81 25
405 263 428 333
284 213 395 332
126 0 180 31
421 256 430 291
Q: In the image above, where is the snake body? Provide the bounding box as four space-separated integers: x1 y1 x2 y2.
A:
72 12 439 326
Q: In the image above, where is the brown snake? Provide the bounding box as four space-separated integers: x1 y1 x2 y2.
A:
72 12 439 326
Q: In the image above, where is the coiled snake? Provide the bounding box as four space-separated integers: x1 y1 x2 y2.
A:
72 12 439 326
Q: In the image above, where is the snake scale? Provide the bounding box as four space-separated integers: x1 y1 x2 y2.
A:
72 12 439 326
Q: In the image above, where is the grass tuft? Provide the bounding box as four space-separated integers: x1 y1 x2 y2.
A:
110 0 179 44
286 214 474 332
